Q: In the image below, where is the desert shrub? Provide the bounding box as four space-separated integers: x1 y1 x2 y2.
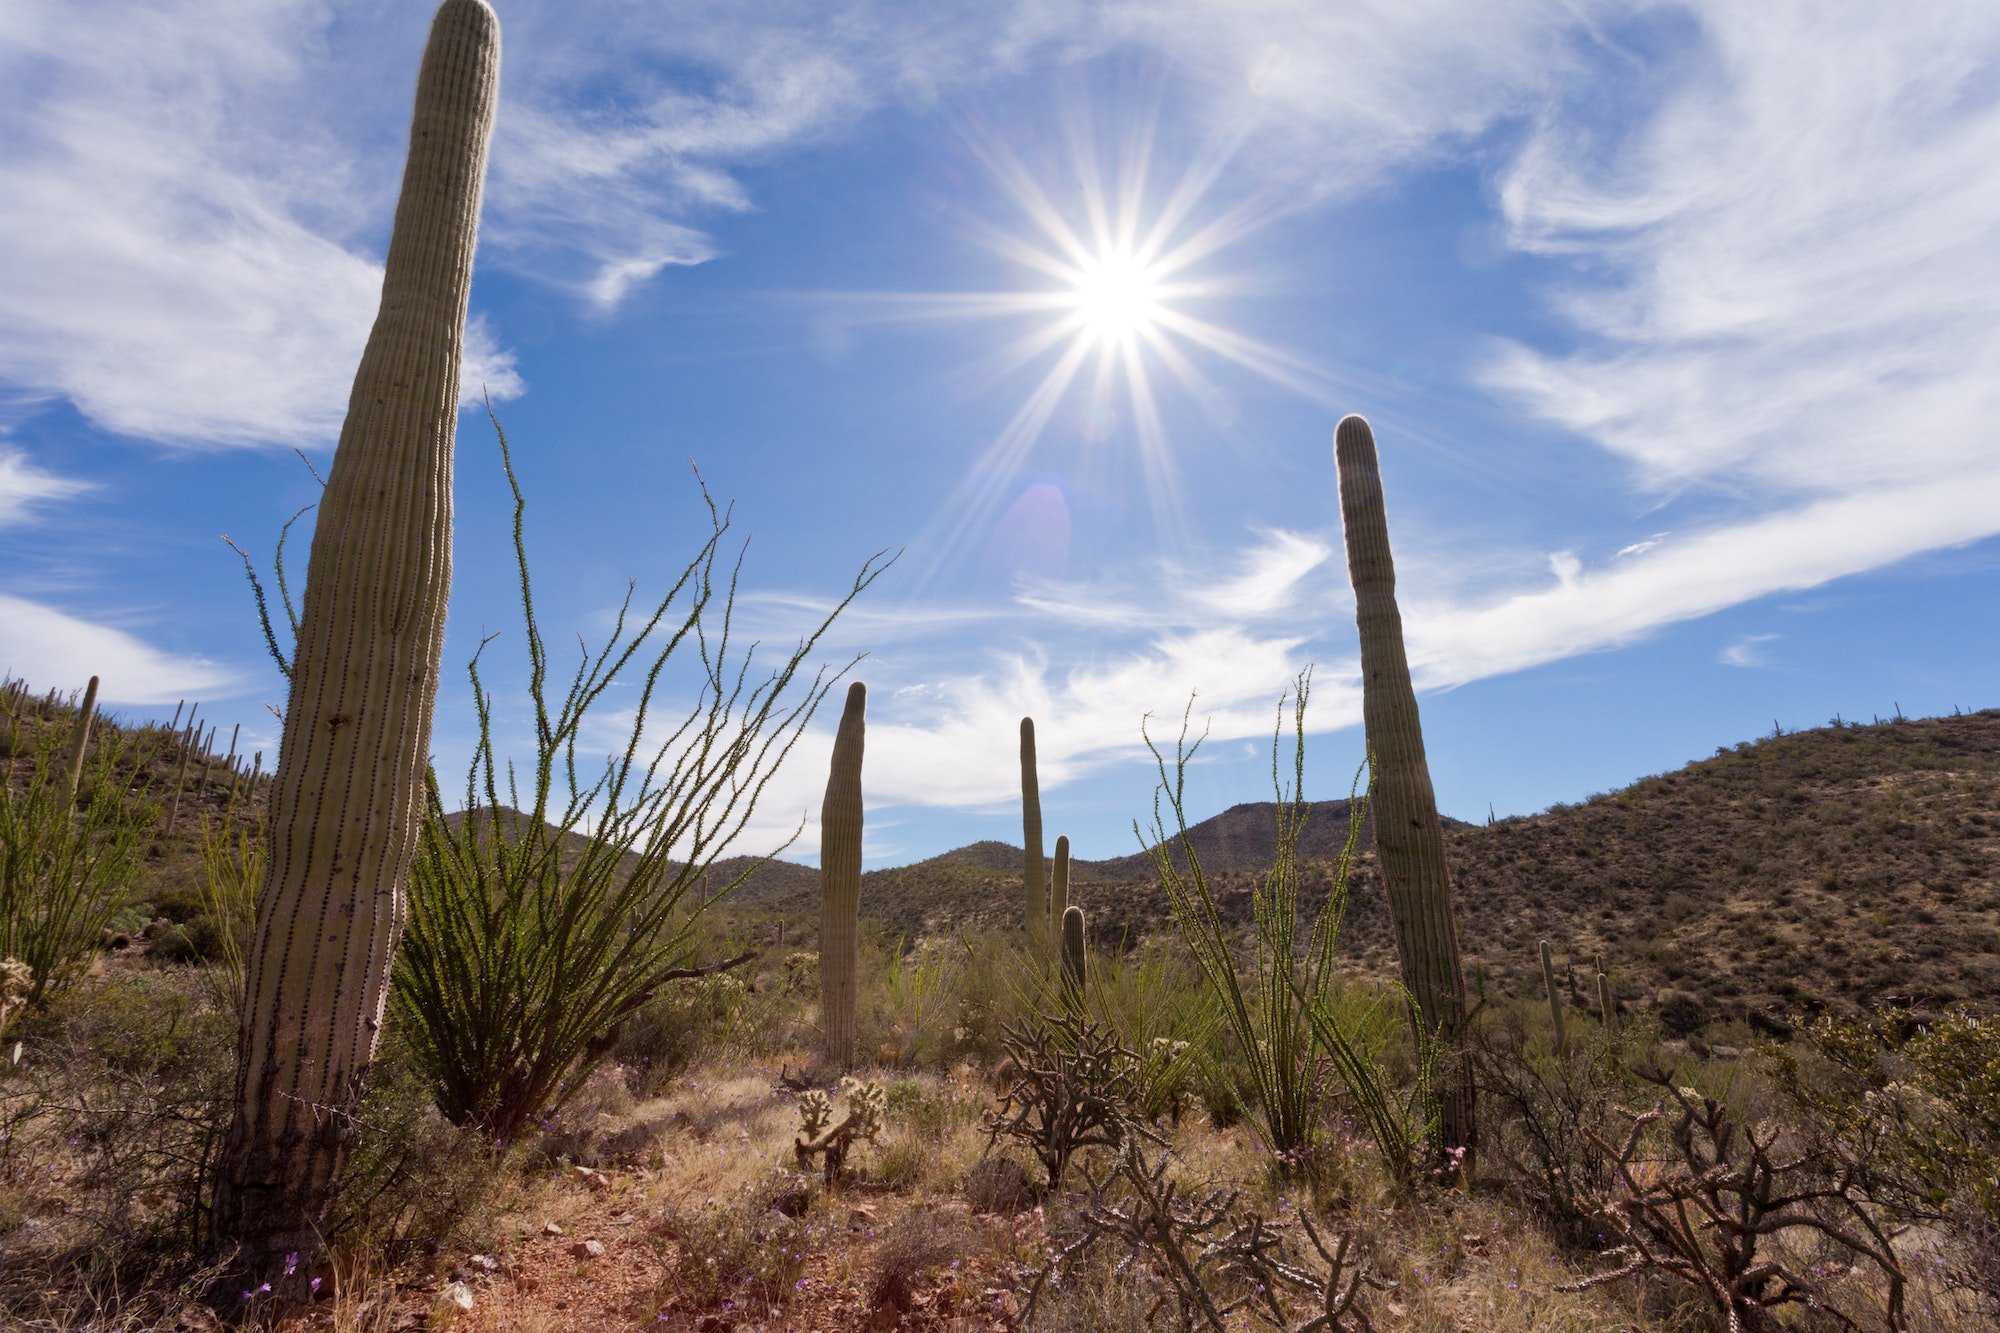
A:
612 972 759 1098
322 1030 500 1265
1018 1136 1390 1331
0 970 233 1317
391 428 885 1141
860 933 965 1068
1469 1002 1656 1248
1084 941 1215 1124
1764 1007 2000 1314
868 1205 989 1315
654 1169 825 1314
1144 673 1408 1173
0 728 158 1009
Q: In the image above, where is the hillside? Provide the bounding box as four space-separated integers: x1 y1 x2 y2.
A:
729 709 2000 1032
9 679 1995 1033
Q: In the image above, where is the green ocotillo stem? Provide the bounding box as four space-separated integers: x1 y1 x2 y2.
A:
1021 717 1046 949
820 681 866 1071
62 675 99 802
209 0 499 1278
1060 904 1087 993
1540 939 1567 1055
1051 834 1071 937
1335 413 1475 1163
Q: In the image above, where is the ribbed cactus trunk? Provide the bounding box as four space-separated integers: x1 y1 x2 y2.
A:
1021 717 1046 950
1060 903 1086 993
1540 939 1568 1055
820 681 865 1071
62 675 98 802
1051 834 1070 935
208 0 498 1278
1334 413 1475 1166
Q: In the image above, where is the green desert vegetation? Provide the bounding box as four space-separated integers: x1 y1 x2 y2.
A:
5 4 2000 1329
3 673 2000 1329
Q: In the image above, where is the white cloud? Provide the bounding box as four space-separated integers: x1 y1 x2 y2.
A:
1719 634 1777 669
0 593 236 705
0 447 90 526
0 0 517 450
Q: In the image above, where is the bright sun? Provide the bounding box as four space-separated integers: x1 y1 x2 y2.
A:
1070 249 1166 345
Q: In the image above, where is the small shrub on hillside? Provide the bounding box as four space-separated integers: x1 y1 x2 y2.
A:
0 730 158 1009
612 972 760 1097
0 970 232 1317
654 1170 824 1314
1764 1007 2000 1314
1469 1004 1655 1249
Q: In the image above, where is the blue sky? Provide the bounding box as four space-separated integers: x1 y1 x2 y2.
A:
2 0 1997 867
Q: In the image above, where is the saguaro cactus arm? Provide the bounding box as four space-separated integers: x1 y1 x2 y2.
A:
208 0 499 1278
820 681 866 1071
1021 717 1046 946
1334 413 1475 1163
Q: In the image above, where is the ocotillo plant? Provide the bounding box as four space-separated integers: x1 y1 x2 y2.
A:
1540 939 1568 1055
1051 833 1071 934
61 675 98 801
1334 413 1476 1165
821 681 866 1071
1021 717 1046 949
208 0 499 1280
1060 903 1087 994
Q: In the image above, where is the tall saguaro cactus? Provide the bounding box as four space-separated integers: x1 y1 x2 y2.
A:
1020 717 1046 948
1060 903 1087 993
208 0 499 1276
820 681 866 1071
1051 834 1071 934
1333 413 1475 1164
61 675 99 801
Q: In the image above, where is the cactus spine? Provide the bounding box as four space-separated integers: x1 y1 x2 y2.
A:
820 681 866 1071
1051 834 1070 937
1020 717 1046 949
208 0 499 1276
1540 939 1567 1055
61 675 98 802
1334 413 1475 1165
1060 903 1086 993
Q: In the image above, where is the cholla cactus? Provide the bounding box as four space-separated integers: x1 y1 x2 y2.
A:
0 957 31 1036
209 0 501 1276
820 681 865 1070
797 1088 834 1140
794 1076 886 1181
838 1075 887 1142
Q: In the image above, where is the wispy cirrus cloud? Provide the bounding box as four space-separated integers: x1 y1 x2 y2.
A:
1484 1 2000 575
0 446 90 527
0 0 520 451
0 593 235 705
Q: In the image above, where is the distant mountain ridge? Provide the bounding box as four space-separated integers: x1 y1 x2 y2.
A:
425 710 2000 1029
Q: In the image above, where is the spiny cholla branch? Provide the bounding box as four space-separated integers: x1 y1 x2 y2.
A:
1557 1070 1906 1333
